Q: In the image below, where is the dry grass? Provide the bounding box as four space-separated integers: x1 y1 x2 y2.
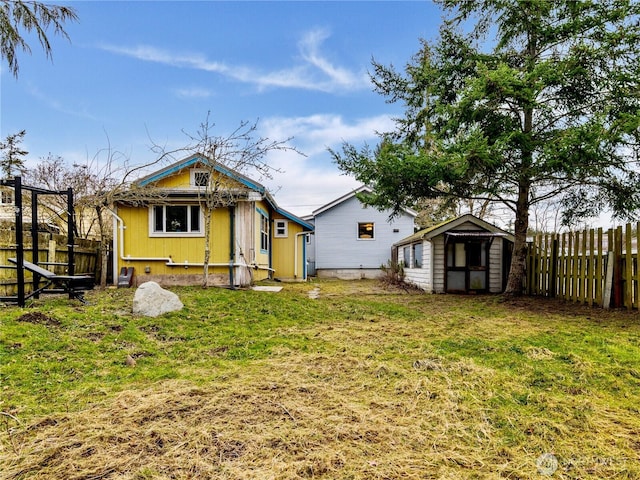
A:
1 280 639 479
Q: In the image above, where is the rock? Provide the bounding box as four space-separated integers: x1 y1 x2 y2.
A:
132 281 183 317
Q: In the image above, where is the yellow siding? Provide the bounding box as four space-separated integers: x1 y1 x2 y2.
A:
156 167 243 190
116 204 231 277
158 172 190 189
272 215 307 280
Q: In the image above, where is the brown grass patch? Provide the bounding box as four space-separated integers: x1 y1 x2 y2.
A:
15 312 61 327
1 353 514 480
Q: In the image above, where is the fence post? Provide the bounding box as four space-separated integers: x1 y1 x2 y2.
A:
550 236 558 297
526 242 533 295
14 177 25 307
561 233 568 300
633 222 640 309
603 250 615 309
625 223 633 309
596 228 603 306
614 226 623 308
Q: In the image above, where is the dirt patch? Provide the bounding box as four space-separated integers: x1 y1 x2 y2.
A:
16 312 61 327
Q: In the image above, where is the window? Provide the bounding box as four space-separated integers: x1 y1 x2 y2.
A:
274 219 288 238
358 222 374 239
447 242 467 267
403 246 410 267
413 243 423 268
467 241 485 267
151 205 201 234
260 213 269 251
0 189 13 204
447 241 487 268
191 169 210 187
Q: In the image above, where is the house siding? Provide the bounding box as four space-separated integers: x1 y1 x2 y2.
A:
114 156 312 288
432 235 446 293
115 203 232 284
314 195 414 277
403 240 433 291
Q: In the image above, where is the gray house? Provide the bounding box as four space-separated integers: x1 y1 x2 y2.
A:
305 186 416 279
394 214 514 293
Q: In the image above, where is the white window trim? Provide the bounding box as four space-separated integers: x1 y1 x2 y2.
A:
413 242 423 268
274 219 288 238
357 222 375 240
190 168 210 188
0 188 13 205
260 212 269 252
148 204 205 237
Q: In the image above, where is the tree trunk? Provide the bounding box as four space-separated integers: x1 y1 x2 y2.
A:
504 183 530 295
96 205 108 288
202 208 211 288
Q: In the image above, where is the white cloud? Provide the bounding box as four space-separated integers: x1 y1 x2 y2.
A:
258 113 394 217
174 87 213 99
97 29 369 93
296 28 369 91
260 113 395 156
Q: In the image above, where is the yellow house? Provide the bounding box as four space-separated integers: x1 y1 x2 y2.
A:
112 154 313 287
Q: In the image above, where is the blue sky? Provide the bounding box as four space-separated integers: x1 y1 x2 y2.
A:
1 0 443 217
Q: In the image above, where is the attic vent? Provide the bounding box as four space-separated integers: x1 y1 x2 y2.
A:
191 169 210 187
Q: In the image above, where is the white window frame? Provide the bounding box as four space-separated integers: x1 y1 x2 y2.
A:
260 212 269 252
403 246 411 267
149 204 204 237
413 242 423 268
190 169 210 187
357 222 375 240
0 189 13 205
274 219 288 238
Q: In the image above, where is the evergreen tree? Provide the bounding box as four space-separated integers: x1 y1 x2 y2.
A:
0 129 28 178
332 0 640 294
1 0 77 77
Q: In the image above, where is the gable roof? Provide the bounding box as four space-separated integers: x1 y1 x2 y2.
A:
136 153 266 193
311 185 418 217
395 214 514 247
133 154 313 231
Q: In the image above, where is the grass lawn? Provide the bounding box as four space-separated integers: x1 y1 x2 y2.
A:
1 280 639 479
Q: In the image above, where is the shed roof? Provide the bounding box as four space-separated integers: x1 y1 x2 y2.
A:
394 214 514 247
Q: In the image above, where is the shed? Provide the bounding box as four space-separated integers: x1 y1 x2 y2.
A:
394 214 514 293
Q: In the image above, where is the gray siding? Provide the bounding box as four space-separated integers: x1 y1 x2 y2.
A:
432 236 446 293
488 237 505 293
314 196 414 270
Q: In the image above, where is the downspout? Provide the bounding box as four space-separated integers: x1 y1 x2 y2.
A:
112 212 118 286
268 218 273 280
229 205 235 288
109 209 172 263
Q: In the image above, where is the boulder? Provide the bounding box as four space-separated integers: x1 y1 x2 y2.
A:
132 281 183 317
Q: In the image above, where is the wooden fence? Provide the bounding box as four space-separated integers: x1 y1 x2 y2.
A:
0 229 101 297
527 223 639 309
